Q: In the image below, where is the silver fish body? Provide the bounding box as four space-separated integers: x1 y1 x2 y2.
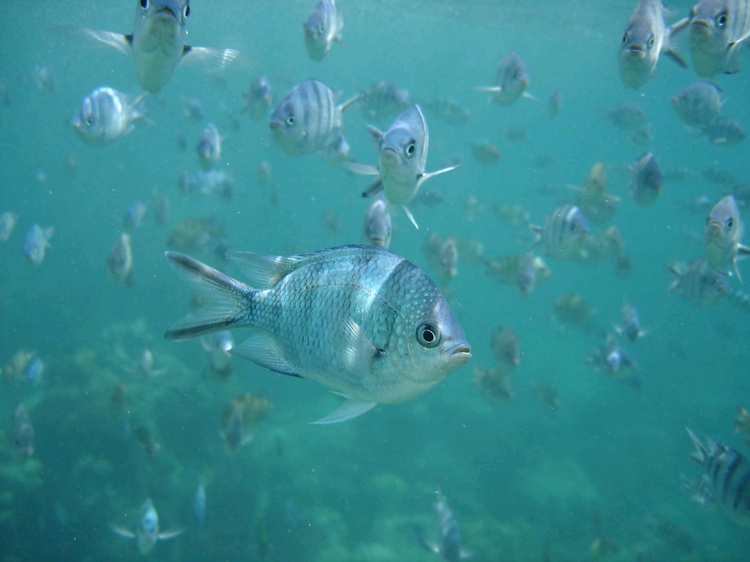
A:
668 257 730 306
479 51 531 106
72 86 146 147
587 334 637 375
304 0 344 61
630 152 663 207
420 491 469 562
193 482 206 526
671 81 724 126
108 232 134 284
13 403 34 456
535 204 589 260
23 224 53 266
122 200 147 229
164 245 471 423
112 498 184 554
688 0 750 75
704 195 750 278
362 195 392 249
0 211 18 241
242 74 273 120
196 122 222 169
615 302 646 342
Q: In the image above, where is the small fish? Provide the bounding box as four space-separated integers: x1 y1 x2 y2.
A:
530 379 561 412
269 79 358 159
516 251 538 296
424 97 473 126
471 141 502 166
201 330 234 381
359 80 412 121
699 116 746 145
66 1 241 93
476 51 534 106
303 0 344 61
553 292 597 328
419 490 470 562
734 404 750 435
687 0 750 76
704 195 750 279
138 348 166 378
242 74 273 120
601 102 649 131
548 88 562 118
71 86 147 147
179 169 235 199
532 204 589 260
671 81 724 126
0 211 18 241
630 152 663 207
108 233 134 285
13 403 34 456
163 245 471 424
23 224 53 266
474 366 516 403
684 428 750 525
486 252 551 289
33 63 54 94
122 200 147 230
493 203 530 227
362 194 392 249
111 498 184 554
196 122 223 169
25 356 44 386
348 105 460 229
133 425 161 457
181 96 204 120
668 257 729 306
618 0 689 89
424 234 459 280
568 162 619 223
193 482 206 526
586 333 637 376
491 326 520 375
614 301 648 342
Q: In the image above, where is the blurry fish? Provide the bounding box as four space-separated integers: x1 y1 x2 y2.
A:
470 141 502 166
586 333 637 376
25 356 44 386
71 86 147 147
687 0 750 76
701 161 735 185
424 97 473 126
122 200 147 230
614 301 648 342
163 245 471 424
532 204 589 260
362 194 392 249
454 236 485 265
501 127 529 144
193 481 206 527
152 188 170 226
65 1 241 93
242 74 273 120
181 96 204 120
476 51 534 106
684 428 750 525
618 0 689 89
671 81 724 126
491 326 520 375
553 292 597 328
630 152 663 207
3 351 35 386
420 491 471 562
704 195 750 279
734 404 750 435
359 80 412 121
133 425 161 457
486 252 551 290
23 224 53 266
668 257 730 306
111 382 128 412
108 232 134 285
179 169 235 199
530 379 561 413
548 88 562 118
601 102 649 131
516 251 538 296
270 79 358 159
32 63 54 94
221 393 272 450
111 498 184 554
138 348 166 378
167 217 229 260
349 105 459 229
257 161 272 186
463 195 484 222
699 116 746 145
13 403 34 456
0 211 18 241
424 234 459 280
568 162 619 223
474 366 515 403
303 0 344 61
201 330 234 381
493 203 530 227
196 122 223 169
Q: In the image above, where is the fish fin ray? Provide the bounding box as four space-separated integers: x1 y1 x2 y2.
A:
231 251 301 288
310 396 377 424
231 332 301 377
402 206 419 229
667 17 690 37
181 45 253 70
338 94 362 113
686 427 708 465
522 91 539 102
49 26 132 56
417 164 461 189
340 318 381 374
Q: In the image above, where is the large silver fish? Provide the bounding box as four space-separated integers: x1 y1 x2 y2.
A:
71 86 147 147
476 51 535 106
704 195 750 280
163 245 471 424
347 105 459 229
618 0 689 89
111 498 184 554
688 0 750 75
304 0 344 61
67 1 241 93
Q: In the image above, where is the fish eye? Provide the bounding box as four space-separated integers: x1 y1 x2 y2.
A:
716 12 727 27
726 217 733 229
286 115 295 126
140 0 149 9
622 32 629 44
416 322 441 348
184 4 190 17
647 35 654 48
405 141 416 157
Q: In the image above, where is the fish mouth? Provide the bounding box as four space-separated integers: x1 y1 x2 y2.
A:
626 45 646 58
269 120 281 131
690 20 712 37
445 342 472 366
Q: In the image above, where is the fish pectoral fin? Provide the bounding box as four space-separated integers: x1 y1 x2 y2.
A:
361 178 385 198
231 251 302 288
310 395 378 424
49 26 132 56
402 206 419 229
110 525 136 540
475 85 503 92
338 94 362 113
663 46 688 69
158 528 186 542
667 17 690 38
418 164 461 185
232 332 302 377
341 319 382 373
522 91 539 102
345 161 380 177
366 125 384 143
181 45 252 70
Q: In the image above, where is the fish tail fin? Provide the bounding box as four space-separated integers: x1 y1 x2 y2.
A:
164 251 250 341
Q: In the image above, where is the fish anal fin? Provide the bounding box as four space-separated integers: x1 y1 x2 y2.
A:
345 161 380 177
311 395 377 424
232 332 301 377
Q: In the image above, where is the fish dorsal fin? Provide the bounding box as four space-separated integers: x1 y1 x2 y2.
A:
231 251 301 288
311 393 378 424
366 125 384 143
232 331 301 377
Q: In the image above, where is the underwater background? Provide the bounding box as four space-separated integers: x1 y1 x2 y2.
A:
1 1 749 560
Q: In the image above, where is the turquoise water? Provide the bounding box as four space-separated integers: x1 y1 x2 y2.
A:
1 1 749 560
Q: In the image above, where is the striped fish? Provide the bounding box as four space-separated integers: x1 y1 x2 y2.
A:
688 0 750 75
269 79 358 158
532 203 589 260
304 0 344 61
418 491 470 562
704 195 750 280
668 257 729 306
685 428 750 526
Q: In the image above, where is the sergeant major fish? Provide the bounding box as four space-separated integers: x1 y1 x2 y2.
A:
614 301 648 342
630 152 663 207
163 245 471 424
304 0 344 61
362 194 392 249
618 0 689 89
196 122 223 169
347 105 460 229
476 51 535 106
23 224 53 266
668 257 729 306
418 490 471 562
700 116 746 145
532 204 589 260
704 194 750 280
687 0 750 76
242 74 273 120
111 498 184 554
72 86 147 147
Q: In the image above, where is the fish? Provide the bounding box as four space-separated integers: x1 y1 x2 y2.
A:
704 195 750 280
13 403 34 456
163 245 471 424
303 0 344 61
220 393 272 450
491 326 520 375
516 251 538 296
179 169 235 199
347 105 460 229
532 204 589 260
699 116 746 145
548 88 562 118
108 232 134 285
152 188 170 225
138 348 166 378
362 194 392 249
618 0 689 89
196 122 223 169
667 257 729 306
424 97 473 126
568 162 619 223
614 301 648 342
25 357 44 386
193 482 206 526
630 152 663 207
242 74 273 120
181 95 204 120
600 102 649 131
23 224 53 266
122 200 147 230
476 51 534 106
486 252 551 290
71 86 147 147
111 498 184 554
424 234 459 280
269 79 358 159
671 81 724 126
586 334 638 376
687 0 750 76
201 330 234 381
470 141 502 166
63 1 242 93
735 404 750 435
684 428 750 526
133 425 161 457
0 211 18 241
419 490 471 561
474 366 516 403
358 80 412 121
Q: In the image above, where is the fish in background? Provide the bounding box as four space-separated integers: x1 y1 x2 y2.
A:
485 252 551 294
133 425 161 457
418 490 471 561
358 80 413 121
196 122 223 169
734 404 750 435
152 188 170 226
600 101 651 143
683 428 750 526
630 152 663 207
476 51 535 106
614 301 648 343
193 481 206 527
687 0 750 76
699 116 746 145
667 257 729 306
0 211 18 241
163 245 471 424
201 330 234 381
59 0 241 93
704 195 750 280
470 141 502 166
548 88 562 118
362 194 392 249
181 96 204 120
24 356 45 386
424 97 473 127
23 224 53 266
586 333 638 377
242 74 274 120
553 293 601 334
491 326 520 376
618 0 689 89
567 162 619 223
474 365 516 404
303 0 344 61
531 203 590 260
107 232 134 286
671 81 724 127
122 200 147 230
137 348 166 378
179 169 235 199
220 393 272 450
516 251 539 296
348 104 460 229
111 498 184 554
13 403 34 457
424 234 459 281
